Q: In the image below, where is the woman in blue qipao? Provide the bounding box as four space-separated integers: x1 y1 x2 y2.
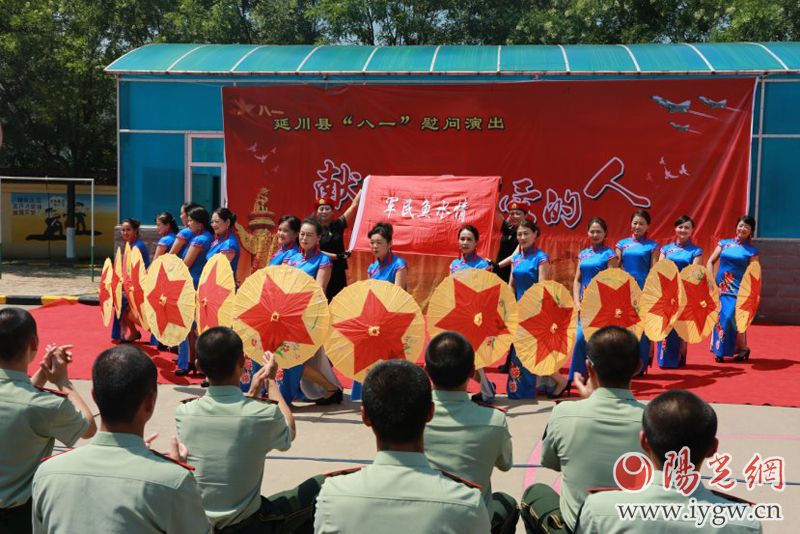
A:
350 222 408 401
616 210 659 374
657 215 703 368
111 218 151 343
241 215 302 392
506 220 569 399
280 217 344 405
570 217 620 386
175 205 214 376
707 215 759 363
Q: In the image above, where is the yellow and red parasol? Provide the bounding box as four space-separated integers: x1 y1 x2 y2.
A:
325 280 425 382
111 247 124 319
674 265 720 343
581 268 643 341
141 255 196 346
123 245 149 329
233 265 329 369
196 254 236 334
735 261 762 333
99 258 114 327
427 268 518 369
639 260 687 342
515 281 577 375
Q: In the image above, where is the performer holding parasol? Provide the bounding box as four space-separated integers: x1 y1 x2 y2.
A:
615 210 659 375
313 190 362 301
656 215 703 368
350 222 408 401
283 217 344 404
207 208 241 279
706 215 760 363
507 219 568 399
152 212 178 262
239 214 302 391
111 218 150 343
175 205 213 376
569 217 619 384
493 201 527 283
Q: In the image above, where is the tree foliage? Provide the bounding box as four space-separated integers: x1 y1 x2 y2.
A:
0 0 798 180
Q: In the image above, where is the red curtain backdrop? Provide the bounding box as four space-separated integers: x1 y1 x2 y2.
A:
223 79 755 306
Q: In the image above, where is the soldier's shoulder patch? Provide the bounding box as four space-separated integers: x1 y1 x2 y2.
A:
35 386 68 397
471 399 508 413
324 466 362 478
40 450 70 462
150 450 195 471
179 396 200 404
438 469 482 489
710 490 755 506
586 487 621 495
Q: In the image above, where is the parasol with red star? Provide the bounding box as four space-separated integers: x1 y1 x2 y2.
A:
124 245 149 330
735 261 762 333
140 255 196 346
639 260 687 341
581 268 643 341
233 265 329 369
325 280 424 382
111 247 123 319
515 281 577 375
98 258 114 327
196 255 236 334
674 265 720 343
427 268 518 369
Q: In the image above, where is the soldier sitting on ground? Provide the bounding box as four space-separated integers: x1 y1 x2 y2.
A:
576 389 762 533
176 326 324 534
520 325 646 534
32 345 210 533
0 307 96 534
314 359 491 533
423 331 518 534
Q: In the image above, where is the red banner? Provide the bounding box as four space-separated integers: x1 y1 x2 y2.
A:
223 79 755 303
348 175 500 257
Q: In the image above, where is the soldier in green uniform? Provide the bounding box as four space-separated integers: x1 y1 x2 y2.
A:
423 331 518 533
576 390 762 533
314 359 491 534
0 307 96 534
32 345 211 533
521 326 645 533
176 326 323 533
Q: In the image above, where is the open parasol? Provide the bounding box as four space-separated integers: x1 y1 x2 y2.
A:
196 254 236 334
581 268 643 341
99 258 114 327
324 279 425 382
735 261 762 333
427 268 518 369
674 265 720 343
232 265 329 369
111 247 124 319
123 245 149 329
639 260 687 342
141 254 196 346
515 280 577 375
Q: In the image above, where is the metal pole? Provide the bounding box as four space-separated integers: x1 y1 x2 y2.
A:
90 179 95 282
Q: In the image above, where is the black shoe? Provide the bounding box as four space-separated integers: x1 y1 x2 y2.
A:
547 381 570 399
200 379 210 388
732 348 751 362
471 392 483 403
715 356 724 363
175 368 190 377
315 389 343 405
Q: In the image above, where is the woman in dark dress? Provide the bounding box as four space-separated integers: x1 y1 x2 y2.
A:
313 191 362 301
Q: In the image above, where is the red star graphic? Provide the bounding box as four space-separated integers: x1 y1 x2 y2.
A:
333 290 417 373
237 275 314 352
145 264 187 333
588 280 640 330
519 288 574 365
434 279 509 351
99 267 111 307
678 277 716 333
111 266 122 311
197 262 233 331
648 272 681 335
738 272 762 324
128 260 147 318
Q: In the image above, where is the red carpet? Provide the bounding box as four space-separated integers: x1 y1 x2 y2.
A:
28 301 799 407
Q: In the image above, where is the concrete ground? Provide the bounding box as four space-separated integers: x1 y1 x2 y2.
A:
0 262 98 297
57 379 797 533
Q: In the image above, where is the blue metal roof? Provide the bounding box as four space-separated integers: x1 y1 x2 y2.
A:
106 42 800 75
